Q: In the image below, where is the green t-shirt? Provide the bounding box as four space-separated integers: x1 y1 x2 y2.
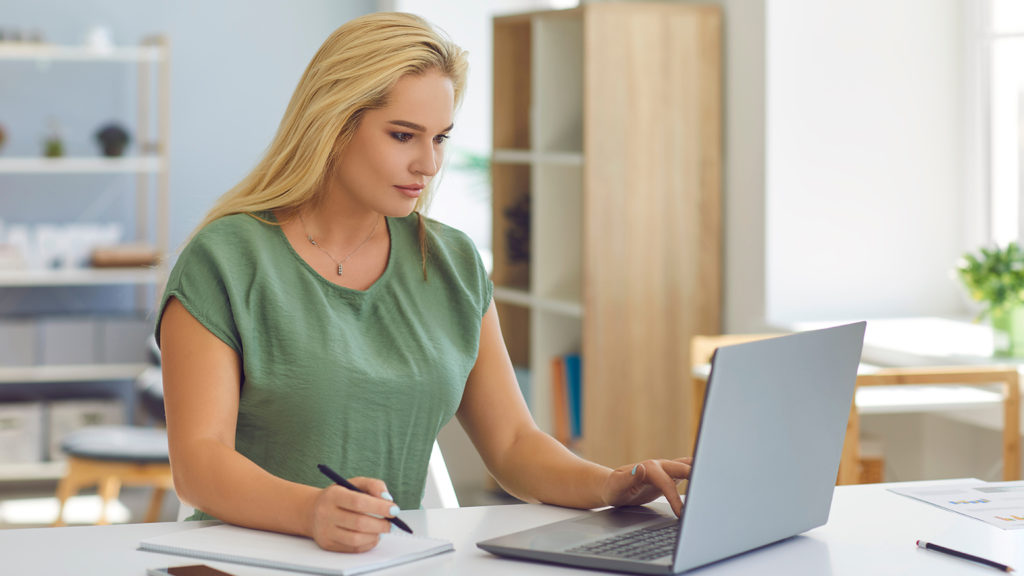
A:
156 212 492 518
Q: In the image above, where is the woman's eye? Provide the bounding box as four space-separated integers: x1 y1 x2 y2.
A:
391 132 413 142
434 134 450 145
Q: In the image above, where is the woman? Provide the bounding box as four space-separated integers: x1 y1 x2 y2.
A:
158 12 690 553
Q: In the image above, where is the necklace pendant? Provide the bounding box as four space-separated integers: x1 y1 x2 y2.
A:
337 264 344 276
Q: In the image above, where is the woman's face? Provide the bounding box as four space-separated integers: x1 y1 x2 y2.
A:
330 68 455 216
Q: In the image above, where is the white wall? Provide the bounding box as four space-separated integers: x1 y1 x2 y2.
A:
765 0 968 324
719 0 770 333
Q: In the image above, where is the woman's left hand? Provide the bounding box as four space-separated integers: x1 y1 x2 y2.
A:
601 457 692 517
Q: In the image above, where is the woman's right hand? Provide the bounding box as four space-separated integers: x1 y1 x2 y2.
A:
308 477 398 552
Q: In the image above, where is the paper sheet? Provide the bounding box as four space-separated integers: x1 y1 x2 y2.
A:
890 480 1024 530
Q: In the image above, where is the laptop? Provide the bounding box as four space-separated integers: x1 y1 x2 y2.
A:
477 322 866 574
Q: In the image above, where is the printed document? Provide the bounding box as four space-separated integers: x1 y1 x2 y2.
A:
890 480 1024 530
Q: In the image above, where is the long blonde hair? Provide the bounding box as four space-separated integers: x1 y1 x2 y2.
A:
192 12 468 260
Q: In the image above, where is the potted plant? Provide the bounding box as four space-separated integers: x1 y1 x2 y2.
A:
957 241 1024 356
95 122 130 157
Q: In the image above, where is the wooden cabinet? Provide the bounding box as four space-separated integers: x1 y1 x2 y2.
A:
491 4 721 467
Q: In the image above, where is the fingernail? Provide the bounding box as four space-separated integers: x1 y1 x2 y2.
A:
631 464 639 476
381 491 394 502
389 505 401 517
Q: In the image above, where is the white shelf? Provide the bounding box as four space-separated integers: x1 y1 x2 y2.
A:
0 156 164 173
0 268 159 287
493 286 583 317
0 461 66 482
492 148 584 166
0 363 149 384
0 43 164 62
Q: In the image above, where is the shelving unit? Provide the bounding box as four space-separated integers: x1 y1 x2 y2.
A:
0 37 169 476
491 4 722 467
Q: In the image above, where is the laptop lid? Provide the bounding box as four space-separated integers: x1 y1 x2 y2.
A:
672 321 864 572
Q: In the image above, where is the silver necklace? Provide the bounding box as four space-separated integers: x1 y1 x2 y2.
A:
299 213 380 276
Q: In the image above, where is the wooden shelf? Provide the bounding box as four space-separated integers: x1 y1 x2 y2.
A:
0 363 149 384
0 156 164 174
492 4 722 467
0 43 165 62
0 268 159 287
492 149 583 166
493 286 583 317
0 35 171 484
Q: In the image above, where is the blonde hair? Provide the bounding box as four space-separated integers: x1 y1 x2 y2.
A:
192 12 468 263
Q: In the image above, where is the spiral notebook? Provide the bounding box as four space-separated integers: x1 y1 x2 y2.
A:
139 523 453 576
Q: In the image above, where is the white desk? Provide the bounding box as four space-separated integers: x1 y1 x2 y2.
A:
3 480 1022 575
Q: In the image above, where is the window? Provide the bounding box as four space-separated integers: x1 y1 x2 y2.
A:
981 0 1024 245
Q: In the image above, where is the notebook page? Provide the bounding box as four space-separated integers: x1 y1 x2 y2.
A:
140 524 453 576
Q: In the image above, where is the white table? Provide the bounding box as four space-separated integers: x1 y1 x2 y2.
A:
2 480 1022 575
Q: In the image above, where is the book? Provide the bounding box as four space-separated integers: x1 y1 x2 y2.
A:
550 357 570 445
563 354 583 441
139 524 453 576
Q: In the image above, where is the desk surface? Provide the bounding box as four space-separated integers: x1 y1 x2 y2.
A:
3 480 1023 575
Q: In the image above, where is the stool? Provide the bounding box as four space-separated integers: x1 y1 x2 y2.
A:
53 426 172 526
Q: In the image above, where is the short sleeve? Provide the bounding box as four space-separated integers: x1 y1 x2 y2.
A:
155 221 244 353
427 220 494 320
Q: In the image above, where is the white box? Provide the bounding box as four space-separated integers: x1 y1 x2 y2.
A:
39 317 97 365
0 402 44 464
98 317 154 364
47 399 125 461
0 319 36 366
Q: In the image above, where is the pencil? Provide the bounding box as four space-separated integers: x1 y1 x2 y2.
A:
317 464 414 534
917 540 1014 572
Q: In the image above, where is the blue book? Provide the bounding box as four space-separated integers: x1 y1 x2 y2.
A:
563 354 583 440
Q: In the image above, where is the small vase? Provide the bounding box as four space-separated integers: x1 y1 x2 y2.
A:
990 306 1024 357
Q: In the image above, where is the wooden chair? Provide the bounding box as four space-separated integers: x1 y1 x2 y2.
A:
53 363 172 526
690 334 1022 485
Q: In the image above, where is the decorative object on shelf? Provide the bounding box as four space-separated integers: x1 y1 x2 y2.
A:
957 241 1024 356
0 29 44 44
94 123 130 157
42 119 64 158
0 244 25 269
90 243 159 268
503 193 530 263
0 122 6 153
84 26 113 54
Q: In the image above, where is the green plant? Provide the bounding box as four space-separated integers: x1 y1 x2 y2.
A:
957 242 1024 317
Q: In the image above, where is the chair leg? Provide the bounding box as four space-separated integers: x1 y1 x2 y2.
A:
96 476 122 526
144 486 167 523
53 475 78 527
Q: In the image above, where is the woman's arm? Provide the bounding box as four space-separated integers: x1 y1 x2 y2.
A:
161 297 396 551
456 302 691 515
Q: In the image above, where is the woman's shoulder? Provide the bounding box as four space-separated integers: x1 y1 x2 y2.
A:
185 212 277 255
196 212 274 241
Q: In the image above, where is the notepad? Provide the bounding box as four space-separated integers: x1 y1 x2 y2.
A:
139 524 453 576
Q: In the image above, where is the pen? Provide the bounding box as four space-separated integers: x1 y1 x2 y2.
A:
316 464 413 534
917 540 1014 572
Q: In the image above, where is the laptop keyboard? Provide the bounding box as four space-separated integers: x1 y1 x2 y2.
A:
567 523 677 561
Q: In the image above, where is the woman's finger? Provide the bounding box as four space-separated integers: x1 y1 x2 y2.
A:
633 461 685 516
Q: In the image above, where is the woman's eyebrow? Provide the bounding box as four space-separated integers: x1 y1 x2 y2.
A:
388 120 454 133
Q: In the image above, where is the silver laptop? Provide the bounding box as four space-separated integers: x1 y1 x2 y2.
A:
477 322 866 574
